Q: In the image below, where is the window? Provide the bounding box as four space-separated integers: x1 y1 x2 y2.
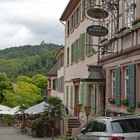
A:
57 77 64 92
112 70 116 97
124 0 134 27
107 12 118 39
76 6 81 26
85 121 106 132
67 47 69 65
124 67 129 98
112 119 140 133
86 33 93 56
53 78 57 90
67 20 70 36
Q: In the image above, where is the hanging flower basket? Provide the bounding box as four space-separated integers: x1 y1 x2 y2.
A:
116 27 131 38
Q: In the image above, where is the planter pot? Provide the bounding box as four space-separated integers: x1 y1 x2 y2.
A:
116 29 131 38
132 22 140 31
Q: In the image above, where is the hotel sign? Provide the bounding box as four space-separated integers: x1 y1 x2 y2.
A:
87 25 108 37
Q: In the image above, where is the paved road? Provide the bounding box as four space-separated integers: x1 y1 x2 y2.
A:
0 127 56 140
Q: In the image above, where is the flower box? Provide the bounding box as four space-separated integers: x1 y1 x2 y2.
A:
116 27 131 38
108 97 115 104
121 98 129 106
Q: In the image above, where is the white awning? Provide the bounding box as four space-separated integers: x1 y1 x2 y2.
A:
25 101 48 114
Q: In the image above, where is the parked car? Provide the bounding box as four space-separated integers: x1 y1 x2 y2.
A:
77 116 140 140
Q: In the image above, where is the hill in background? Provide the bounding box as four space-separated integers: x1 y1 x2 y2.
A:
0 43 63 80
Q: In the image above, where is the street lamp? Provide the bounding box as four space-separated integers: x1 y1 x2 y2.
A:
76 103 82 120
84 106 91 124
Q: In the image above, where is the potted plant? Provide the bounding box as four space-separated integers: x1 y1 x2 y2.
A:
132 17 140 30
116 27 131 38
108 96 115 104
121 98 129 106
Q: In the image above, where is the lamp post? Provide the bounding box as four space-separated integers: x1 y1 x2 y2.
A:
84 106 91 124
76 104 82 120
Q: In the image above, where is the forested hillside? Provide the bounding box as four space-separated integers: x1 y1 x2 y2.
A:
0 43 63 80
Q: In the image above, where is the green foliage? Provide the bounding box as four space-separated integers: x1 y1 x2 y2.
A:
3 81 43 107
117 27 130 34
0 72 13 103
65 137 74 140
16 76 32 83
31 116 48 131
3 115 14 126
121 98 129 106
132 18 140 26
0 43 63 80
45 96 64 120
32 74 48 90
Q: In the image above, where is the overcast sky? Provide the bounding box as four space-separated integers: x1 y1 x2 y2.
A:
0 0 69 50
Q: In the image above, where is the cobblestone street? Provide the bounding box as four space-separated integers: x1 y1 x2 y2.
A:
0 127 55 140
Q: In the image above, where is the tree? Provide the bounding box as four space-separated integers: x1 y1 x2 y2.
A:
32 74 48 89
0 72 13 103
3 81 43 107
31 74 48 99
16 76 31 83
44 96 65 137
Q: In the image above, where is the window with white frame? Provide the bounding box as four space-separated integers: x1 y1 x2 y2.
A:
107 11 118 39
124 0 134 27
112 70 116 97
124 67 129 98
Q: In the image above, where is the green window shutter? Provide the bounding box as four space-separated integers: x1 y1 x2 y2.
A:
81 33 85 58
80 83 84 106
83 83 87 106
128 64 136 108
71 44 73 63
66 86 69 107
78 5 81 24
115 67 121 105
70 85 73 107
82 0 86 18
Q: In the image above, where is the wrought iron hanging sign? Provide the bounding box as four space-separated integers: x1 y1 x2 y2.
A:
86 25 108 37
87 8 108 19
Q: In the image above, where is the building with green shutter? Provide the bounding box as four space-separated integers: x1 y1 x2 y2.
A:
98 0 140 116
60 0 105 123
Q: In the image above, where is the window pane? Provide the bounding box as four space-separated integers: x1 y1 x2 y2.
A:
112 119 140 133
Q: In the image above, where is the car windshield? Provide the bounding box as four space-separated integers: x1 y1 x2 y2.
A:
111 118 140 133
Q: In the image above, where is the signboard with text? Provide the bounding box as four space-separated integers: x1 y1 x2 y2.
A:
86 25 108 37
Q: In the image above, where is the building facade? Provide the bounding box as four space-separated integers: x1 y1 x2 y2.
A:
98 0 140 116
60 0 105 119
47 47 64 101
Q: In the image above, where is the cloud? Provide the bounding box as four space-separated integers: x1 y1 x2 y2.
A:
0 0 68 49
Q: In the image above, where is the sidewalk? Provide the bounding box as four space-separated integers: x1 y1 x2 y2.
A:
0 127 57 140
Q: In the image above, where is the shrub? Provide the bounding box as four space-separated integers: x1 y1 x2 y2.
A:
31 117 48 131
3 115 14 126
